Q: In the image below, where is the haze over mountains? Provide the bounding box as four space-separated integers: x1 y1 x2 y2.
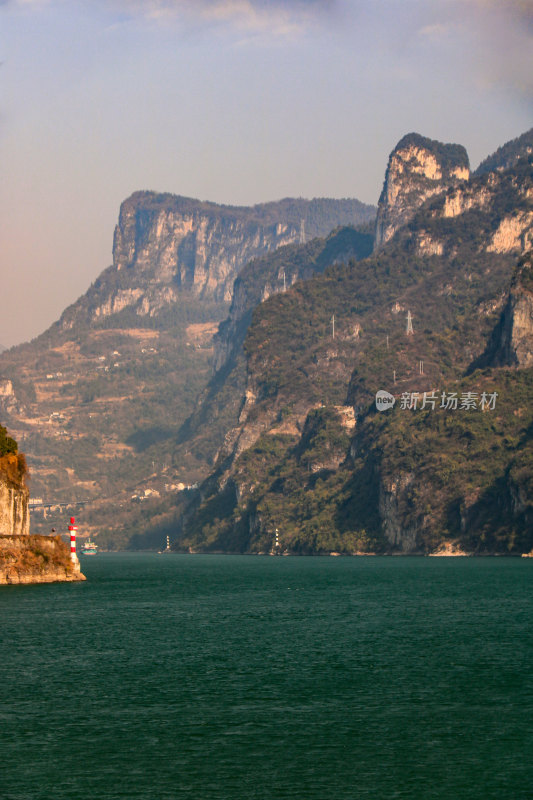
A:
1 127 532 553
0 194 374 544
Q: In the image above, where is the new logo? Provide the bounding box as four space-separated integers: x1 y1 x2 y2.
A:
375 390 396 412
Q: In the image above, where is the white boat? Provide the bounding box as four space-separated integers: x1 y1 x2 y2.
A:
81 538 98 555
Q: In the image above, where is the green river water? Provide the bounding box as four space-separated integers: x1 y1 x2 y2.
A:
1 553 532 799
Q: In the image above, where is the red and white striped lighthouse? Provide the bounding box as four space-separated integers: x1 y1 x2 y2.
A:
68 517 78 564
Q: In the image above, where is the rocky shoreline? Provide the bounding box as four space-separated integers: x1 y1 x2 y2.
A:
0 534 86 585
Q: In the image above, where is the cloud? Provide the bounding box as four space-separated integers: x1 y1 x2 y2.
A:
463 0 533 96
1 0 339 40
101 0 338 38
418 23 449 39
415 0 533 99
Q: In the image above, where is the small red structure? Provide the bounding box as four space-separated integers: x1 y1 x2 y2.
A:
68 516 78 564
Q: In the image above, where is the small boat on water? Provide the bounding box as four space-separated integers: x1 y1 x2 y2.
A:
80 539 98 556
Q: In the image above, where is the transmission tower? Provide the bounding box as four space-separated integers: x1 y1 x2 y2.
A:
299 219 306 245
406 310 414 336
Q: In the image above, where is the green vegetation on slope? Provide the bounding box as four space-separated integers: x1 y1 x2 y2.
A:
179 156 532 555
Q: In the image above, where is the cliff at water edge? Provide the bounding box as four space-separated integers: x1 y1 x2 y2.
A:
0 425 85 584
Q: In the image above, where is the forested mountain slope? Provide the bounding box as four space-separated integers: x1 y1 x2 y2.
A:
175 135 533 556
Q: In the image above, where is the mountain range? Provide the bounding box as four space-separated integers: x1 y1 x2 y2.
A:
0 194 374 545
1 127 532 553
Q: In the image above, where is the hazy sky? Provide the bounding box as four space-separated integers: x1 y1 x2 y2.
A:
1 0 532 348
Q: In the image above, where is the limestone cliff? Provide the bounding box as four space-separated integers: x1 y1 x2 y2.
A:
0 427 85 584
0 475 29 537
412 158 533 259
378 474 419 553
59 193 375 328
111 193 298 308
0 431 29 538
375 133 469 249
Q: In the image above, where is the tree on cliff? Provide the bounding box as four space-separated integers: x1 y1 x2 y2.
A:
0 425 27 483
0 425 17 457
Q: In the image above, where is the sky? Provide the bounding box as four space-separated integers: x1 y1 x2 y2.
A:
0 0 532 348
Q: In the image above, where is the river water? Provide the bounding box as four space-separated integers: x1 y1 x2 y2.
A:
1 553 532 799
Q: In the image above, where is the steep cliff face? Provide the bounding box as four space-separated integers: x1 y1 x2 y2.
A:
111 193 298 308
0 477 29 536
0 427 85 583
484 252 533 368
378 474 419 553
0 432 29 537
375 133 469 249
59 192 375 327
411 157 533 259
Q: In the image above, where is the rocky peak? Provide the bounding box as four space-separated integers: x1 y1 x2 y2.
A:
374 133 470 249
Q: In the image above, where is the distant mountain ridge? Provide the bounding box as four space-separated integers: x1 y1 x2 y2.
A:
474 127 533 176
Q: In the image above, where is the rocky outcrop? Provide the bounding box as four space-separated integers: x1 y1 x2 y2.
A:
487 211 533 254
378 474 420 553
408 153 532 259
61 193 373 327
0 453 85 583
375 133 469 249
0 534 85 584
0 380 18 415
0 478 29 537
488 252 533 368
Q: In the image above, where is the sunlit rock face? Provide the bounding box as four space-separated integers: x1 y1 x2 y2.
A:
92 192 375 323
112 194 300 308
0 479 29 537
375 133 470 249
